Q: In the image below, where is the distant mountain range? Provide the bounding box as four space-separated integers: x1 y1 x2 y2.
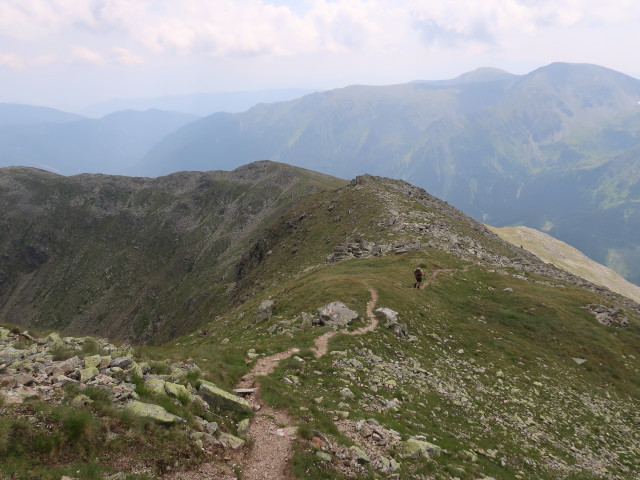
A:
136 62 640 284
0 106 198 174
1 63 639 284
81 88 318 118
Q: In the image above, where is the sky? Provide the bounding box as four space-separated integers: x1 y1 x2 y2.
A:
1 0 640 112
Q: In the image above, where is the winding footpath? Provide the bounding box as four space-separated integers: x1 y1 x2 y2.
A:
238 288 379 480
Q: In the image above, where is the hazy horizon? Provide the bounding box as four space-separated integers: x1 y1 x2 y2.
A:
1 1 639 112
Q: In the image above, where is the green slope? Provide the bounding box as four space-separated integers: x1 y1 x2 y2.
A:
164 175 640 479
0 161 346 344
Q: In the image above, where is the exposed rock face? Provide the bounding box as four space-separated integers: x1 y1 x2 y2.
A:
316 302 359 327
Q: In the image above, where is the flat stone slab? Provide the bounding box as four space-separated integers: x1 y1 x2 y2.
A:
198 380 251 412
125 400 184 424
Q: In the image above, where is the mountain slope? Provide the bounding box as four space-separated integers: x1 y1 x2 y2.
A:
0 161 346 343
489 225 640 304
1 164 639 479
0 109 199 175
0 103 84 126
138 63 640 284
175 173 640 480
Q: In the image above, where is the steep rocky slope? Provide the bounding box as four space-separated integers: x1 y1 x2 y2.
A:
0 161 346 343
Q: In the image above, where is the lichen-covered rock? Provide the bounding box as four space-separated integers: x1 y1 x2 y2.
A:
165 381 189 399
198 380 251 412
316 451 333 462
397 438 442 459
237 418 250 436
350 445 371 464
217 432 245 449
125 400 184 424
144 378 167 395
84 355 102 369
46 332 64 347
71 394 93 407
125 362 144 379
79 367 99 383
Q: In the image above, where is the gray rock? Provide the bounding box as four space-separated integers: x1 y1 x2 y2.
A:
198 380 251 412
317 302 359 327
255 299 275 323
125 400 184 424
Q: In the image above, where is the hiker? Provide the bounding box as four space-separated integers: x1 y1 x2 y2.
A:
413 266 424 289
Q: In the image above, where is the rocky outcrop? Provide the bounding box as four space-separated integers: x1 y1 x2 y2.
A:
586 304 629 327
0 327 247 450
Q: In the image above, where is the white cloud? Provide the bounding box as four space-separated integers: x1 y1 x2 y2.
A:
0 53 27 70
110 47 144 66
1 0 639 59
70 45 106 66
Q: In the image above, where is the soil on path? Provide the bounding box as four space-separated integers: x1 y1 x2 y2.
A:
239 288 380 479
237 347 300 480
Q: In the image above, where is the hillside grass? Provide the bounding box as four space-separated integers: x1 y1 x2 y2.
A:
165 248 639 479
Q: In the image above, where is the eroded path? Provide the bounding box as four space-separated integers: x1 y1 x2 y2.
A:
236 348 300 480
239 288 379 479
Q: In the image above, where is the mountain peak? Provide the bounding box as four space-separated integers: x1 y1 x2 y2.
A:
450 67 516 84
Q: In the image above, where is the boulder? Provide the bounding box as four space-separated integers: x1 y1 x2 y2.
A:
217 432 245 449
317 302 359 327
376 307 409 338
397 438 442 459
255 299 275 323
165 381 189 399
144 378 167 395
84 355 102 369
376 307 399 327
79 367 99 383
350 446 370 464
198 381 251 412
125 400 184 424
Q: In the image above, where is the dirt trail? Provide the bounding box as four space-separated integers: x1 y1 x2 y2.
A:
237 347 300 480
239 288 379 479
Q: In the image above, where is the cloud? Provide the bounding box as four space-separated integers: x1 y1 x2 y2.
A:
110 47 144 66
0 53 27 70
1 0 639 59
70 45 106 66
